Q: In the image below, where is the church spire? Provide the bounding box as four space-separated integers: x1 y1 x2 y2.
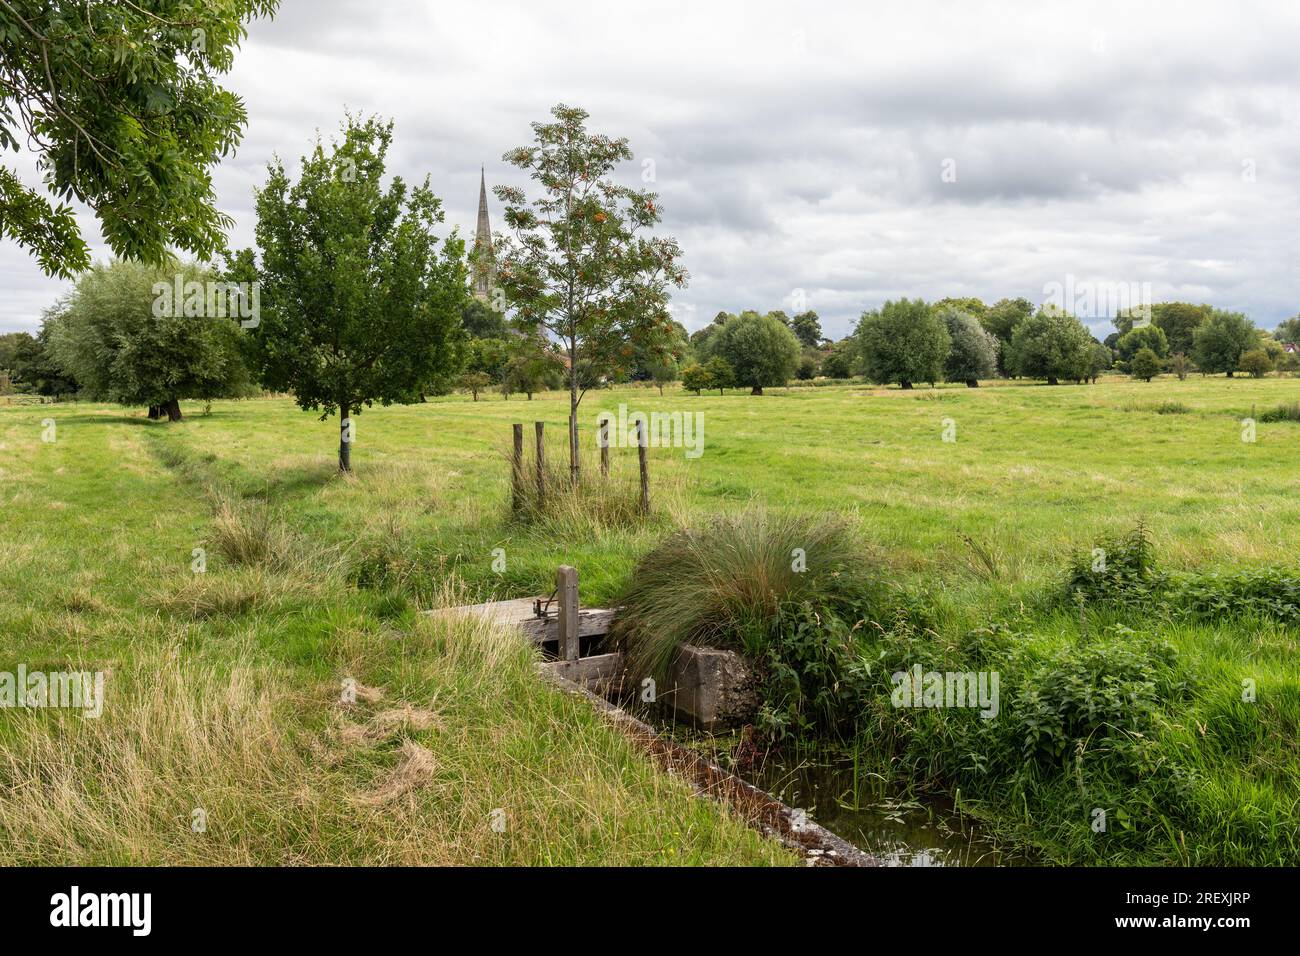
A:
473 167 495 302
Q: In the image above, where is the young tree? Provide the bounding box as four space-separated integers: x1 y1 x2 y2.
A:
1193 309 1259 377
854 298 949 389
501 335 564 400
1238 349 1273 379
7 324 77 398
708 311 800 395
242 115 468 471
1116 324 1169 362
1007 306 1093 385
703 356 735 396
458 371 491 401
0 1 278 278
494 104 687 483
44 259 250 420
1087 341 1113 383
680 362 711 395
939 308 999 387
1167 352 1193 380
1130 347 1162 381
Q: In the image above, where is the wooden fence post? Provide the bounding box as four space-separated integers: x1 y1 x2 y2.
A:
511 423 525 514
637 418 650 515
534 421 546 511
599 416 610 479
557 565 579 661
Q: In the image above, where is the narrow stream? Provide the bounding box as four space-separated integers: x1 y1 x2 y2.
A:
747 756 1030 866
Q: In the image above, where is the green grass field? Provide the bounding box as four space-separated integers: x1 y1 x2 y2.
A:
1 373 1297 864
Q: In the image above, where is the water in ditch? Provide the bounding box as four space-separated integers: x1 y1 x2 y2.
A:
747 755 1030 866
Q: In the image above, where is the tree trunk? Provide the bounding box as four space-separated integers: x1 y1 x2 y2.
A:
1226 370 1234 378
751 385 763 396
568 339 580 486
658 384 664 396
338 402 352 473
527 392 533 401
1047 376 1059 385
471 392 478 402
148 405 161 420
900 381 913 390
965 379 979 388
165 398 183 421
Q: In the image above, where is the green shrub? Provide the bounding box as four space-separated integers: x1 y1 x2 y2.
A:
1061 521 1160 605
1166 568 1300 623
1154 400 1190 415
1259 401 1300 423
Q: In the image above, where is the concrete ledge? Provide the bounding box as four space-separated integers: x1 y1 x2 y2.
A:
667 645 758 732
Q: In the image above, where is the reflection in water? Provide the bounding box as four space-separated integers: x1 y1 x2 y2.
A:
749 757 1026 867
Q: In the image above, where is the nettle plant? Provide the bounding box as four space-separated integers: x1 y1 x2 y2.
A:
493 104 687 483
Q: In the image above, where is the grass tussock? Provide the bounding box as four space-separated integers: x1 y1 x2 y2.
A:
1259 401 1300 423
609 508 882 681
210 493 298 571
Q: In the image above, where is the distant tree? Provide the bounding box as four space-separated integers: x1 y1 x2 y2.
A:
791 311 823 348
494 103 686 483
1167 352 1193 381
981 297 1035 375
0 1 279 278
0 332 28 375
1117 324 1169 361
1259 336 1286 368
1238 349 1273 379
939 308 998 387
458 371 491 401
819 340 856 379
1087 341 1112 383
7 326 77 397
1275 316 1300 346
703 356 735 396
465 337 510 383
44 259 250 420
1152 303 1211 356
932 297 988 320
680 362 711 395
461 298 509 339
796 355 818 380
708 311 800 395
854 298 949 389
502 335 565 400
241 115 468 471
1193 309 1259 377
1130 348 1162 382
1007 306 1093 385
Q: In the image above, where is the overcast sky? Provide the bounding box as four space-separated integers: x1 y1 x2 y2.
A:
2 0 1297 340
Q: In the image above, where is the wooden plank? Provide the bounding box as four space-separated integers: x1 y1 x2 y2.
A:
542 651 627 695
556 565 579 661
519 607 616 644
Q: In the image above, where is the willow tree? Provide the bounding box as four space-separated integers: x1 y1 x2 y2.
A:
493 104 687 483
241 115 468 471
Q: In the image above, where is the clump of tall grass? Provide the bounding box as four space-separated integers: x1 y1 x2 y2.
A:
210 492 297 570
609 508 883 682
1259 401 1300 423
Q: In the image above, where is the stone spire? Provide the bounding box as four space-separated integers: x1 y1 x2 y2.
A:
472 167 495 301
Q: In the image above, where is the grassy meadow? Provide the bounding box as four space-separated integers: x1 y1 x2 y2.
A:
1 372 1298 864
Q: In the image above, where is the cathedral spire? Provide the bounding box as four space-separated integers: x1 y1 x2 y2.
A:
473 167 495 301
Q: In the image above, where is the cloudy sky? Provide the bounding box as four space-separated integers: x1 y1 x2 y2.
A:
2 0 1297 340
